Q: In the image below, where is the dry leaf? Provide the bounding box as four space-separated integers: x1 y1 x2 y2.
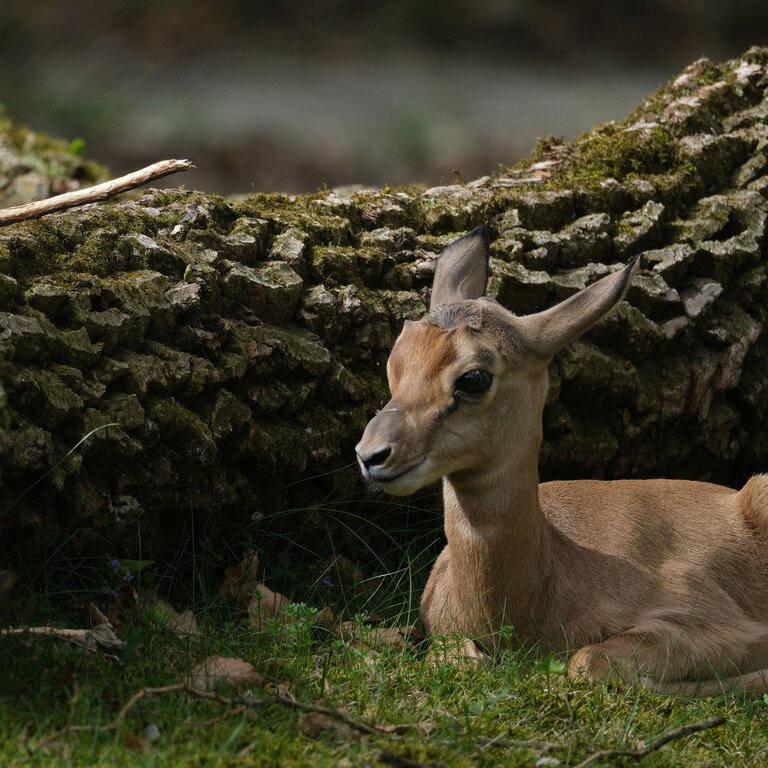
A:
337 621 363 642
122 731 147 752
367 626 416 650
314 605 338 630
89 623 126 654
146 597 199 637
114 582 139 613
246 584 291 628
275 680 295 699
220 550 261 605
378 721 438 736
0 568 18 605
297 711 356 741
83 601 110 628
337 622 416 651
167 608 199 637
187 655 264 691
99 582 139 629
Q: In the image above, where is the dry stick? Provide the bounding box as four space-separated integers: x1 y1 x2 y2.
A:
120 684 381 735
476 734 561 752
192 705 248 729
0 159 193 226
32 681 381 752
32 678 725 762
573 716 727 768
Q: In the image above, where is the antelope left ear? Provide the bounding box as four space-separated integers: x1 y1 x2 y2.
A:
429 226 490 310
519 255 640 361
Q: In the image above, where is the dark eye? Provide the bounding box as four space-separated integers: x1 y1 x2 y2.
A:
454 369 493 397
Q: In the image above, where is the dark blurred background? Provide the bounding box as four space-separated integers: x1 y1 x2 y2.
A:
1 0 766 195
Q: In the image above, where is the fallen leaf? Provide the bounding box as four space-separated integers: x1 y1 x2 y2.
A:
122 732 147 752
168 608 199 636
114 582 139 612
89 623 126 654
187 655 264 691
415 720 439 736
314 605 338 630
246 584 291 628
0 568 18 605
83 602 110 628
378 721 438 736
99 582 139 629
275 680 295 699
336 621 363 642
220 550 261 605
297 711 356 741
368 626 416 650
145 597 199 637
337 622 417 651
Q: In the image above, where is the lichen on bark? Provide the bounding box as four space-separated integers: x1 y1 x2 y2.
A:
2 47 768 565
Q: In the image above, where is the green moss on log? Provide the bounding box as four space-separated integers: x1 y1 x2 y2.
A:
2 48 768 565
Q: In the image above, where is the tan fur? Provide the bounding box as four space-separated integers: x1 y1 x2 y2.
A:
356 229 768 696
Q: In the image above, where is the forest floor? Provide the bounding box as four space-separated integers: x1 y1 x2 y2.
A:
2 546 767 768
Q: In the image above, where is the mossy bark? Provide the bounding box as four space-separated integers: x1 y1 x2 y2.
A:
2 49 768 563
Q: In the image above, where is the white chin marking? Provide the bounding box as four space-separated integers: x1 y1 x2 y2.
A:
374 460 437 496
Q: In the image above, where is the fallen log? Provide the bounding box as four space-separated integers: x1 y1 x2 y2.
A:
1 48 767 564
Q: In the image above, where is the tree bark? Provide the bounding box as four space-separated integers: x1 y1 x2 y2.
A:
1 48 768 562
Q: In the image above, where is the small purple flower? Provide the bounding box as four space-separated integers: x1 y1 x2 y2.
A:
110 559 121 570
322 575 334 587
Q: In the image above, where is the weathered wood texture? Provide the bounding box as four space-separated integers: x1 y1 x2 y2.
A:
1 49 768 560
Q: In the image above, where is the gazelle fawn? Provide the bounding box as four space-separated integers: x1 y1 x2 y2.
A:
356 226 768 695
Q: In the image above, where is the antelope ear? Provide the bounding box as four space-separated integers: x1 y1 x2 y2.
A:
519 256 640 361
429 226 490 310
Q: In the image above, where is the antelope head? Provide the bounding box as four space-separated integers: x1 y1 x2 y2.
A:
356 226 638 496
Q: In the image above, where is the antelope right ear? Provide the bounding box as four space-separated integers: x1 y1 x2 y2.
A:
429 226 490 310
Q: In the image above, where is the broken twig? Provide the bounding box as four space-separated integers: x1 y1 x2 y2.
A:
1 624 124 658
0 158 193 226
30 681 382 753
573 716 726 768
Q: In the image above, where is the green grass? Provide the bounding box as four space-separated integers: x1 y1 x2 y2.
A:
2 496 767 766
2 576 768 766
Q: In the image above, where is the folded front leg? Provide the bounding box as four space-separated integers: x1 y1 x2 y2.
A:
567 632 684 686
427 636 490 667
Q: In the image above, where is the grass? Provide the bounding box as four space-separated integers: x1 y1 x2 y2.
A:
2 499 768 766
0 613 764 767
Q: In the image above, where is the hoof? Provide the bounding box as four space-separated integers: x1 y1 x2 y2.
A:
426 637 489 667
568 645 616 684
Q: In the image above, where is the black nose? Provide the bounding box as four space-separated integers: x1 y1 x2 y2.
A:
359 446 392 470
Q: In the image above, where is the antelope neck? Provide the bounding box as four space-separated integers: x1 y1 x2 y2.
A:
443 452 544 543
442 450 555 636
